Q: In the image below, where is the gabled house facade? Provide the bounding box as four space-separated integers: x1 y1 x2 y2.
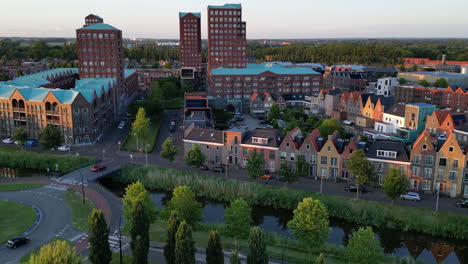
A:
277 127 304 171
297 128 322 178
366 140 411 184
317 131 344 180
409 130 437 193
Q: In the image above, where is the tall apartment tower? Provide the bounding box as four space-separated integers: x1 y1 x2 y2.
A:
207 4 247 70
76 15 125 116
179 12 202 73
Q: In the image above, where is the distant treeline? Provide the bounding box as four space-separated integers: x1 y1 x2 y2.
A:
0 39 76 61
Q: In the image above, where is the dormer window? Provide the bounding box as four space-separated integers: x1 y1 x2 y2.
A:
377 150 397 158
252 137 268 145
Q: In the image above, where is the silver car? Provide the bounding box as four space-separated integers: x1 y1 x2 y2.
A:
400 192 421 201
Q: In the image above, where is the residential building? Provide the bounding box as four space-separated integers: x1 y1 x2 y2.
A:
454 122 468 145
425 110 467 136
207 63 321 99
238 128 282 172
322 71 368 92
183 125 223 165
434 133 466 197
366 140 411 184
136 68 179 91
207 3 247 70
375 77 398 97
394 85 444 106
297 128 322 178
317 132 344 180
184 92 212 128
394 103 436 143
355 94 395 128
249 92 284 118
374 103 406 134
409 130 437 193
340 136 366 180
337 91 363 121
179 12 202 72
277 128 304 171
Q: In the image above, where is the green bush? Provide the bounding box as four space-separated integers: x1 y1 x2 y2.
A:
0 151 94 174
116 165 468 240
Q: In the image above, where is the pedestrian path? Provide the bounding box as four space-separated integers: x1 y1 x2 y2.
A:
53 178 88 187
44 183 68 191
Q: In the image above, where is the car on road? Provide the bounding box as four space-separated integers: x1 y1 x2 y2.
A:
211 166 225 173
400 192 421 201
118 121 125 129
24 140 37 147
260 175 271 180
345 184 367 193
2 137 14 144
199 165 209 171
456 200 468 208
7 237 29 248
91 164 108 172
57 145 70 151
170 120 176 132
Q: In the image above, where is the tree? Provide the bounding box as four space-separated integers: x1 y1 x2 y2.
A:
230 251 241 264
247 226 268 264
278 162 294 183
13 127 29 149
88 209 111 264
165 186 203 227
123 181 157 229
268 103 280 121
224 199 252 239
316 253 325 264
382 168 409 203
346 226 384 264
418 79 430 87
175 221 196 264
39 124 63 149
246 150 265 179
347 149 374 199
295 155 310 179
161 137 177 162
226 104 236 112
164 62 172 69
288 198 329 260
132 107 150 147
304 116 322 132
398 78 408 85
434 78 449 88
130 202 149 264
206 230 224 264
185 144 207 168
318 118 343 138
164 212 181 264
28 240 82 264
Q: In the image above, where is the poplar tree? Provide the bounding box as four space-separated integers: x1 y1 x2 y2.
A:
88 209 111 264
206 230 224 264
130 202 149 264
175 221 196 264
164 211 180 264
247 227 268 264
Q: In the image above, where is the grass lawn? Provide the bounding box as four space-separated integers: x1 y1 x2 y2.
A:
0 201 36 244
64 189 95 232
0 183 45 192
147 220 344 264
120 120 161 153
111 253 157 264
0 146 19 152
19 238 69 263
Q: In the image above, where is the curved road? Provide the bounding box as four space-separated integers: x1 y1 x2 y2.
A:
0 186 84 264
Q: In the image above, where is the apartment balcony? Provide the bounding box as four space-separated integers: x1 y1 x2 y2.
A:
46 110 59 116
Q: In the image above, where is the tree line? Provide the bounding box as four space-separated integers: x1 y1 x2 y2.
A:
0 39 77 61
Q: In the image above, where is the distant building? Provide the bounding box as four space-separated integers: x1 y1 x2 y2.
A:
183 92 212 128
398 71 468 87
84 14 103 26
322 71 368 92
394 85 468 112
207 3 247 70
179 12 202 72
136 69 179 91
375 77 398 97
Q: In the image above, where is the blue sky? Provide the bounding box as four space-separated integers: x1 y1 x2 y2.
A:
2 0 468 38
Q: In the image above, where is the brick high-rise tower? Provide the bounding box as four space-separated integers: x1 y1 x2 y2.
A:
76 16 125 117
179 12 202 72
207 4 247 70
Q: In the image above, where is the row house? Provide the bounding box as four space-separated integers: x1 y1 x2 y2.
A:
249 92 284 118
394 103 436 144
183 125 224 165
337 91 363 121
309 88 342 116
425 110 467 137
318 131 345 180
277 128 304 171
454 122 468 146
374 103 406 134
366 140 411 184
355 94 394 128
410 131 468 197
394 85 468 112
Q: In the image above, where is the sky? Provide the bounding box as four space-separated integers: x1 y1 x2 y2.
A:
1 0 468 39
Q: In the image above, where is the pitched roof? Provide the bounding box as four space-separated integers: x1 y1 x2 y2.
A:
179 12 201 18
433 110 452 125
366 140 410 162
184 128 223 144
242 128 282 148
211 63 319 76
385 104 406 117
413 130 435 150
78 23 120 31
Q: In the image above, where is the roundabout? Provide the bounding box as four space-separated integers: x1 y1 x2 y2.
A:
0 201 37 244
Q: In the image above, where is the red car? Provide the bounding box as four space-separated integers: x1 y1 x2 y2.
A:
91 164 108 172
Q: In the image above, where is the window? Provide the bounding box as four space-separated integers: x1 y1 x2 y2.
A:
290 153 295 161
425 156 434 166
320 168 327 177
327 146 331 152
424 168 432 178
437 170 443 180
439 158 447 167
453 159 459 168
413 155 421 164
412 166 420 177
280 152 286 160
421 180 431 191
286 142 290 147
449 146 454 152
449 171 457 181
331 157 337 166
464 172 468 182
306 144 310 150
321 156 327 165
269 151 275 159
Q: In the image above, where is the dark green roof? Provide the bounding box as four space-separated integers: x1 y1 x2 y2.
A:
208 4 241 9
78 23 120 31
179 12 201 18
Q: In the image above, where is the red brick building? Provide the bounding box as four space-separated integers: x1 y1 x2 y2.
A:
76 16 125 116
179 12 202 72
394 85 468 112
207 4 247 70
84 14 103 26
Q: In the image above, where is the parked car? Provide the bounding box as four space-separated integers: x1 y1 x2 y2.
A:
345 184 367 193
118 121 125 129
456 200 468 208
24 140 37 147
2 137 14 144
91 164 108 172
199 165 209 171
400 192 421 201
57 145 70 151
170 120 176 132
259 120 270 125
7 237 29 249
211 166 225 173
260 175 271 180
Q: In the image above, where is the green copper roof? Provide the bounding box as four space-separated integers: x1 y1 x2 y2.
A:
124 69 136 78
208 3 241 9
211 64 319 76
179 12 201 18
78 23 120 31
